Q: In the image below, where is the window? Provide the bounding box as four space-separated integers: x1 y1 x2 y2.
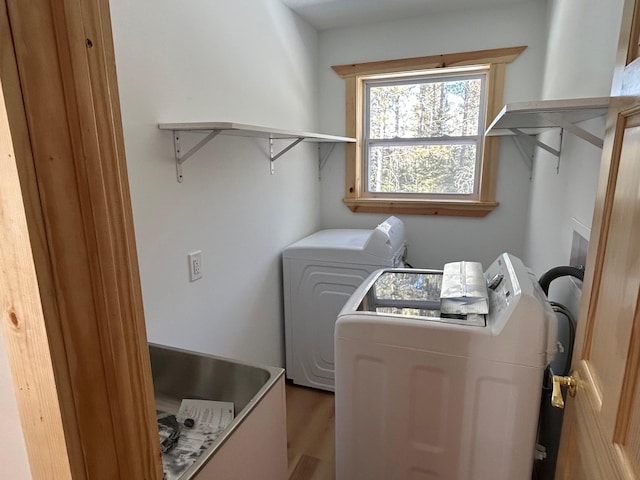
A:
332 46 526 216
365 69 486 197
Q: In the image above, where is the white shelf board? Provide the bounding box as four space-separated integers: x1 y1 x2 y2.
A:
485 97 611 165
158 122 355 182
485 97 611 137
158 122 355 143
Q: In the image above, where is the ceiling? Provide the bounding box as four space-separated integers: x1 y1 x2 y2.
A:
280 0 536 30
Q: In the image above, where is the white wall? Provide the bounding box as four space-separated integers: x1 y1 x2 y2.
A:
523 0 624 304
317 1 548 268
0 331 31 479
110 0 322 367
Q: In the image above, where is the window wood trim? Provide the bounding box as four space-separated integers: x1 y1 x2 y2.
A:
332 46 526 78
343 198 499 217
332 46 526 217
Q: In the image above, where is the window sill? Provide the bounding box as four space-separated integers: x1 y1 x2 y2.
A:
342 198 499 217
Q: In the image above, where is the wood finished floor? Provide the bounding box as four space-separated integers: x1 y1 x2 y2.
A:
286 383 336 480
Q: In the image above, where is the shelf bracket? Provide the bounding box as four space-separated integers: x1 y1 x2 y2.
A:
556 129 564 173
539 112 604 148
510 136 534 172
510 130 563 175
509 128 561 158
174 130 221 182
269 137 304 174
318 143 336 180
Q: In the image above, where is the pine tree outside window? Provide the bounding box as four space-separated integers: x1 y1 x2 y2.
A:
332 46 526 217
365 70 486 197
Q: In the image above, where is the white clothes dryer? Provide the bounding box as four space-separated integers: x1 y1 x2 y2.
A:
334 253 557 480
283 217 406 391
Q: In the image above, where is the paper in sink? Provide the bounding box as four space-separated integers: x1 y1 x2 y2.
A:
161 399 234 480
440 261 489 315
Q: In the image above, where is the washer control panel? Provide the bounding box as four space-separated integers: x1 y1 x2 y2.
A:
486 255 518 315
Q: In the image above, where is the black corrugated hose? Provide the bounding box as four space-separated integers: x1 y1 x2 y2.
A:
538 264 584 377
538 265 585 296
550 301 576 377
534 265 585 480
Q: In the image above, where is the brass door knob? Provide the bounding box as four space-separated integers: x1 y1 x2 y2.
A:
551 372 578 409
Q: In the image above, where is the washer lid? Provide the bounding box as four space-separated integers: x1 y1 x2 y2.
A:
357 270 486 327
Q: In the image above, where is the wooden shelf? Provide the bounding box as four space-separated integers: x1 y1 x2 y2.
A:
158 122 356 182
485 97 611 165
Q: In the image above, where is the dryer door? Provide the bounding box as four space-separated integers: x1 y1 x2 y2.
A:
287 261 378 391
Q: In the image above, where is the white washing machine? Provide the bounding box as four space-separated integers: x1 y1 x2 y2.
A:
335 253 557 480
283 217 406 391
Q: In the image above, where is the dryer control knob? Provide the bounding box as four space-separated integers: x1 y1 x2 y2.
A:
488 273 504 290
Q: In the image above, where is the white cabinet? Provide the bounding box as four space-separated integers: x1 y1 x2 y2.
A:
194 376 288 480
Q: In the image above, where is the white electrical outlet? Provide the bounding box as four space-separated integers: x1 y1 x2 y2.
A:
188 251 203 281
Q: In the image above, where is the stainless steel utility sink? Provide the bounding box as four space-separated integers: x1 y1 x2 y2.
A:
149 343 284 479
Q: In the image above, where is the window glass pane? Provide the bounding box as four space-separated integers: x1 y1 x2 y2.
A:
368 144 477 194
368 77 482 139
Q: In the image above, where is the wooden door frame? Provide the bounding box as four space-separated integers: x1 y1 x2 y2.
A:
0 0 162 478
